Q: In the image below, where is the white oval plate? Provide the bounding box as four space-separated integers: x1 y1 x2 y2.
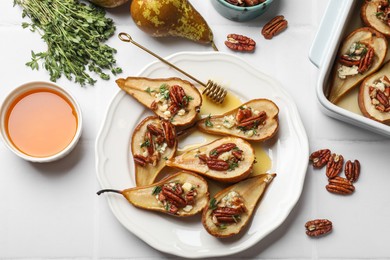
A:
95 52 308 258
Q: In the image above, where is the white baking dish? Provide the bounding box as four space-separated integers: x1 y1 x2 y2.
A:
310 0 390 137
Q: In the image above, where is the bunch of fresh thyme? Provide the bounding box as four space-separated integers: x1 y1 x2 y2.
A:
14 0 122 86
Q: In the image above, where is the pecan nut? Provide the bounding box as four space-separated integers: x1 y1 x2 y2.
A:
133 154 148 167
358 47 374 74
305 219 332 237
326 176 355 195
309 149 331 168
147 123 164 136
213 206 245 224
236 107 252 123
261 15 288 40
162 186 186 207
225 34 256 52
339 55 360 67
161 120 176 148
344 159 360 182
236 111 267 129
326 153 344 178
206 158 230 171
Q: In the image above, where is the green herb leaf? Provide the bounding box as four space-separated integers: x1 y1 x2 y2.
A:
145 87 155 94
209 198 217 210
205 114 213 128
152 186 162 195
140 140 150 148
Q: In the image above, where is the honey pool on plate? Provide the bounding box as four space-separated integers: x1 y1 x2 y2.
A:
5 88 78 157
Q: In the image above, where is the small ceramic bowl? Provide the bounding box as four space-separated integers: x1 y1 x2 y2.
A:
211 0 274 22
0 81 83 163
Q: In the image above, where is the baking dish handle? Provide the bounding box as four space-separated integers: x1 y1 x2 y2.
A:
309 0 353 68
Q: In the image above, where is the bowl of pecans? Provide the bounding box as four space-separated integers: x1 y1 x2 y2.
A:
211 0 274 22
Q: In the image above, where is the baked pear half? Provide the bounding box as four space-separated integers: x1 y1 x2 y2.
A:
197 99 279 142
116 77 202 126
166 137 255 183
132 116 177 186
361 0 390 37
358 60 390 123
202 173 276 238
328 27 387 103
97 171 209 217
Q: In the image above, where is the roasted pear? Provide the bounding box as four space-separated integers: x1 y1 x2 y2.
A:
97 171 209 217
197 99 279 142
130 0 214 45
202 173 276 238
358 60 390 123
166 137 255 183
361 0 390 37
88 0 128 8
116 77 202 127
132 116 177 186
328 27 387 103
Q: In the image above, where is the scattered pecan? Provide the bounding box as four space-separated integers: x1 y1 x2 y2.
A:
309 149 331 168
161 120 176 148
326 153 344 178
358 47 374 74
261 15 288 40
225 34 256 52
185 190 197 205
326 176 355 195
206 158 230 171
209 143 237 158
150 100 158 111
345 159 360 182
305 219 332 237
232 149 243 160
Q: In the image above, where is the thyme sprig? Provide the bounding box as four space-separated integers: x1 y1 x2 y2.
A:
14 0 122 86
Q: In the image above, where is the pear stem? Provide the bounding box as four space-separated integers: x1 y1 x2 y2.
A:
211 41 219 52
97 189 122 196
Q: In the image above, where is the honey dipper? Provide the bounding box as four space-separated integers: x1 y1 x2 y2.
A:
118 32 227 104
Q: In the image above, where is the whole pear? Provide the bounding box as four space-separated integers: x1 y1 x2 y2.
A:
130 0 214 45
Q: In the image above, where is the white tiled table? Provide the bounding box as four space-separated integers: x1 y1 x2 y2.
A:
1 0 390 259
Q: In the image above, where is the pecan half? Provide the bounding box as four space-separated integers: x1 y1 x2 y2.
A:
134 154 148 167
213 206 245 224
162 186 186 207
305 219 332 237
261 15 288 40
145 131 155 156
225 34 256 52
161 120 176 148
236 111 267 129
326 153 344 178
209 143 237 158
345 159 360 182
206 158 230 171
147 123 164 137
309 149 331 168
358 47 374 74
339 55 360 67
236 108 252 123
326 176 355 195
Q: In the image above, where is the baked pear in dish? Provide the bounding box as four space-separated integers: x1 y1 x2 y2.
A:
97 171 209 217
328 27 387 103
358 60 390 123
202 173 276 238
361 0 390 37
116 77 202 126
197 99 279 142
166 137 255 183
132 116 177 186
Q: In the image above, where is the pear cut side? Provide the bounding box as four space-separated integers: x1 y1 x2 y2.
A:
97 171 209 217
166 137 255 183
361 0 390 37
202 173 276 238
197 99 279 142
116 77 202 127
130 0 214 44
132 116 177 186
358 60 390 124
328 27 387 104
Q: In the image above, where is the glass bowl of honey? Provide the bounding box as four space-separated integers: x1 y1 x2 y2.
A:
0 81 82 162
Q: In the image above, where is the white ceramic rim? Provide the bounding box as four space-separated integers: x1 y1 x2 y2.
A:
0 81 83 163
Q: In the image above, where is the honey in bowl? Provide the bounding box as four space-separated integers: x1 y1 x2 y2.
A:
0 82 82 162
